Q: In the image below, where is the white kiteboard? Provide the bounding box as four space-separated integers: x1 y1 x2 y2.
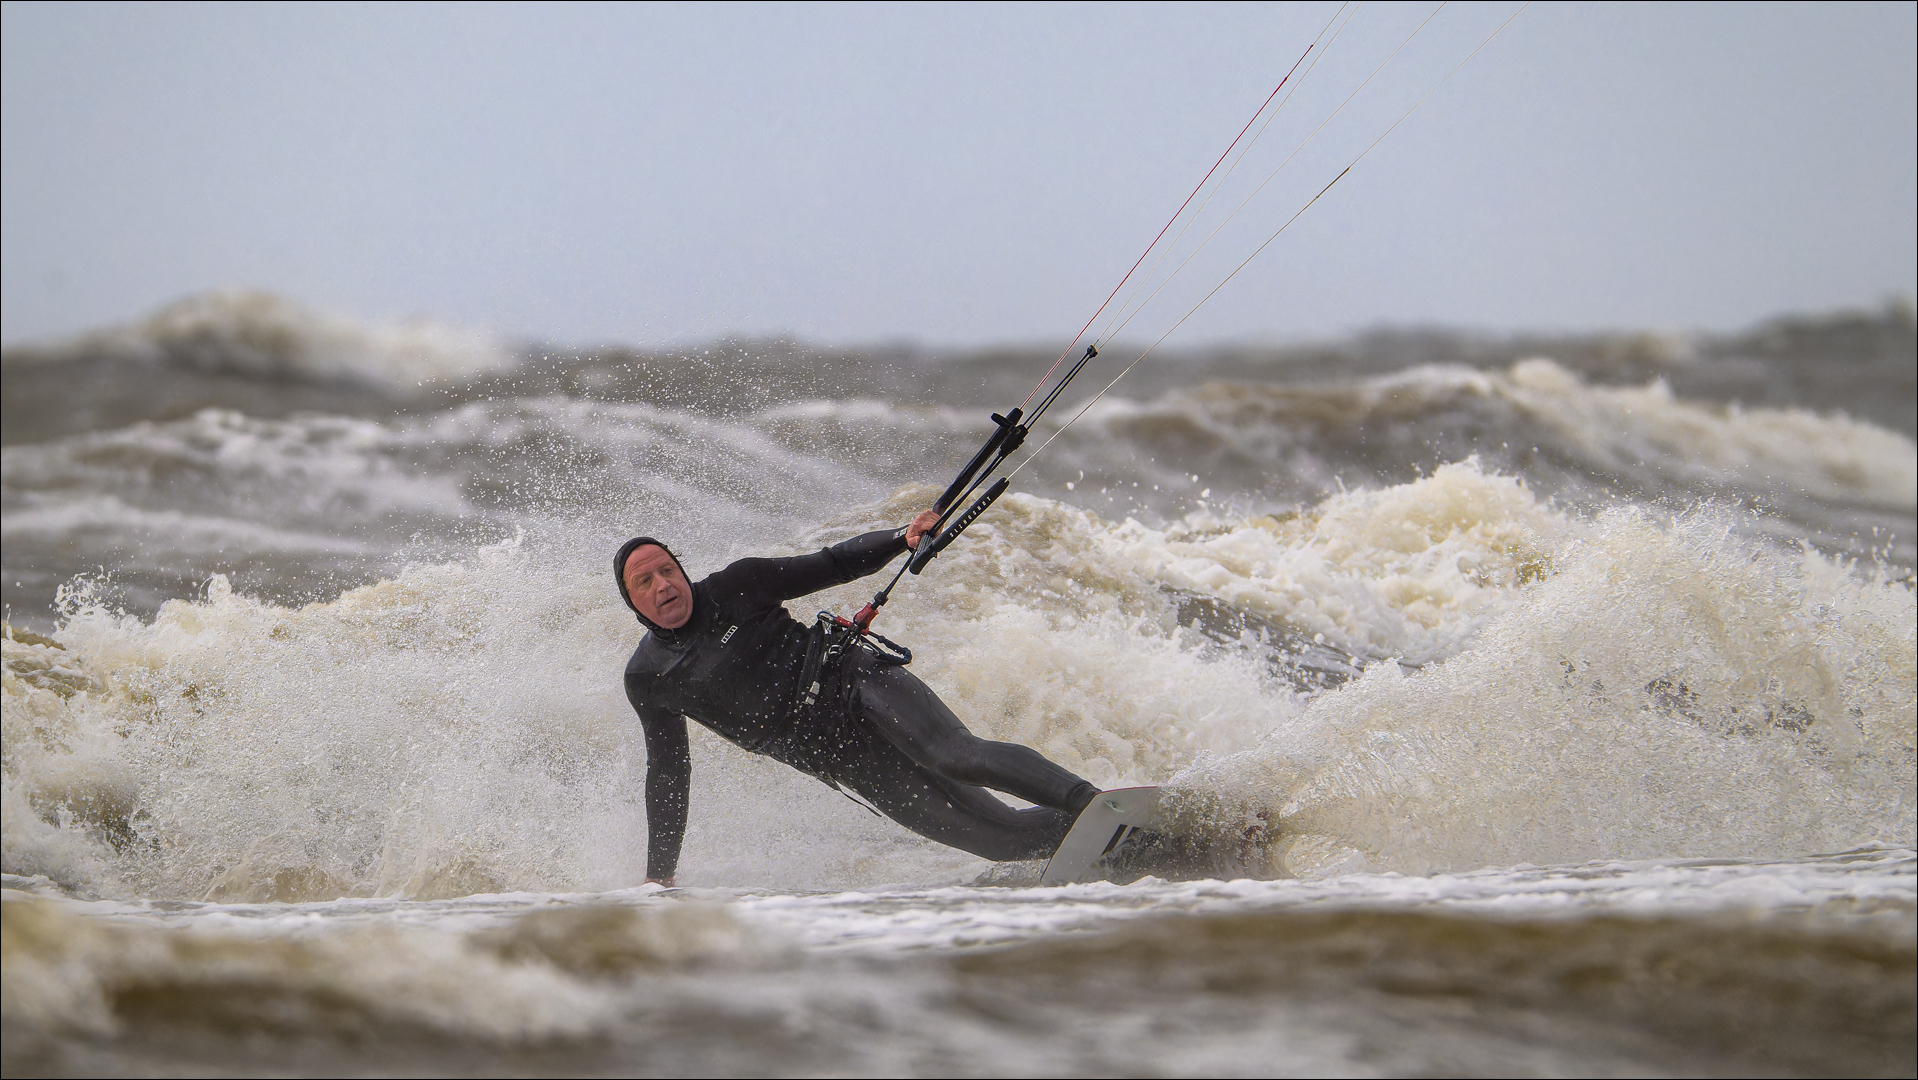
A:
1039 786 1162 886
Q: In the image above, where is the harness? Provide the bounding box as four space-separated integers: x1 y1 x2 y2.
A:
791 611 911 806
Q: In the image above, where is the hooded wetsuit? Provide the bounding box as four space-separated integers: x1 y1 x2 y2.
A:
616 530 1097 881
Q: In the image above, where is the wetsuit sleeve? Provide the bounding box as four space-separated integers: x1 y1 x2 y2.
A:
708 528 910 607
626 675 690 881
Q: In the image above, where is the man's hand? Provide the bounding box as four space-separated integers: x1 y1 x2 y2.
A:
904 509 942 550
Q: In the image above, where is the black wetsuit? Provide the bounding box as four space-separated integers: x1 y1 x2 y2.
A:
617 529 1097 881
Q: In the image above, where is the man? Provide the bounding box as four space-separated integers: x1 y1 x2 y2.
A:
616 512 1100 886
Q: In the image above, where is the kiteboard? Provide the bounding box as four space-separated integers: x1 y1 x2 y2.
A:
1039 786 1163 886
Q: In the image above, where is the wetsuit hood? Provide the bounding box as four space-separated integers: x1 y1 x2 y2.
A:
614 536 694 634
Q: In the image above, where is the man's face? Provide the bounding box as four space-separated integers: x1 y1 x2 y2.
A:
623 544 692 629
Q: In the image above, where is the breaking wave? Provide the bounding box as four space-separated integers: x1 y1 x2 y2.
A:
5 460 1911 900
3 295 1913 903
3 291 511 387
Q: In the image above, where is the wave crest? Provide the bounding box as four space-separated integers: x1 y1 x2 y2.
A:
4 291 510 387
4 459 1912 897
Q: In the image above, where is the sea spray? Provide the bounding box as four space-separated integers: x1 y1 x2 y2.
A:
6 295 1915 1076
1168 505 1915 876
7 461 1910 898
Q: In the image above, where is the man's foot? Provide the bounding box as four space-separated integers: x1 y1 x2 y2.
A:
1064 781 1100 817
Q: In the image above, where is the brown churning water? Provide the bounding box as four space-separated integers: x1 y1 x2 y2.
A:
2 293 1913 1075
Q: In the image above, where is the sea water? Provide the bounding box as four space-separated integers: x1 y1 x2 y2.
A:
3 292 1913 1076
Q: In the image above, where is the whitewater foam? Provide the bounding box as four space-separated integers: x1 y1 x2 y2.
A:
1172 503 1915 877
4 297 1914 1076
5 457 1910 901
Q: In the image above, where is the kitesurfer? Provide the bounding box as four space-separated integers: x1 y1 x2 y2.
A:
615 515 1100 886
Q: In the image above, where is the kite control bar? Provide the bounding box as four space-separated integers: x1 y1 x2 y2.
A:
934 409 1024 513
849 346 1097 632
908 476 1008 575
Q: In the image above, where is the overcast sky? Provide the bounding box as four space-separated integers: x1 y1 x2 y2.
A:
3 1 1914 349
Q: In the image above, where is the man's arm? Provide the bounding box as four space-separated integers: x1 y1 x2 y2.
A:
712 527 913 606
627 678 690 885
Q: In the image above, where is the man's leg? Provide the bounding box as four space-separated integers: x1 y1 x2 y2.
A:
825 718 1076 863
847 660 1098 815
